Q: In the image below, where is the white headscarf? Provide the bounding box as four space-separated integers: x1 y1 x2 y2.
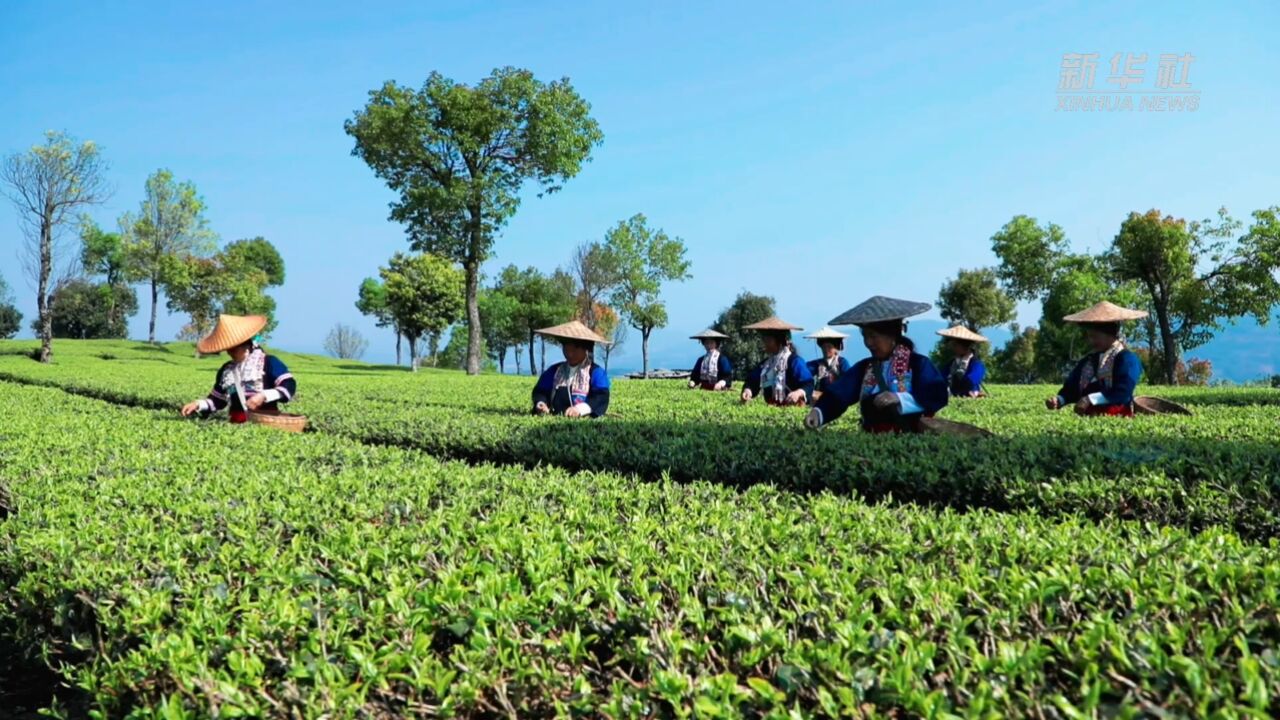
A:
553 356 593 399
221 344 266 399
701 348 720 383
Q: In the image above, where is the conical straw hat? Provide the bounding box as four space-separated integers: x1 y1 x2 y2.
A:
690 328 730 340
1063 301 1149 323
829 296 930 326
197 314 268 354
743 316 803 332
936 325 989 343
805 326 849 340
535 320 611 345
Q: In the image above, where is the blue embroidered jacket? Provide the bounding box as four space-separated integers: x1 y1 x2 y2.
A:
200 354 296 415
532 362 611 417
690 354 734 387
744 354 815 402
1054 348 1142 409
807 356 852 393
813 351 948 429
947 356 986 397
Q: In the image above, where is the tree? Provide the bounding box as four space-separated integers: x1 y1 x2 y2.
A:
380 253 465 370
478 287 521 373
79 218 136 333
164 238 285 348
0 274 22 339
1034 256 1145 379
569 240 619 328
42 278 136 339
989 324 1041 384
324 323 368 360
2 131 110 362
346 67 604 375
937 268 1016 331
121 169 216 342
592 303 624 371
356 277 404 365
603 214 691 377
495 264 576 375
711 291 776 380
1109 207 1280 384
990 215 1070 302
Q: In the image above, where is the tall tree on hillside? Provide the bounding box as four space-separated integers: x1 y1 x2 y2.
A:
2 131 110 362
990 215 1070 302
0 273 25 340
711 291 775 380
495 264 576 375
569 240 618 328
346 67 604 375
164 238 285 348
324 323 368 360
603 214 691 377
121 169 217 342
1109 207 1280 384
42 278 137 339
380 252 465 370
989 324 1041 383
593 303 624 371
356 277 403 365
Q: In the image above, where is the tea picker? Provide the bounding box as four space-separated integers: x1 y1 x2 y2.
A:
180 314 306 432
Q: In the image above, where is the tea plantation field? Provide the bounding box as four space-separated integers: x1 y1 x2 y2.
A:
2 340 1279 717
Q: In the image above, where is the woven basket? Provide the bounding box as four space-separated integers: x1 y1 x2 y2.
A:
1133 396 1192 416
248 412 308 433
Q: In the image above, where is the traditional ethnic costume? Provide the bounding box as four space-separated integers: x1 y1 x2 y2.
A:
805 326 852 394
741 316 814 406
1052 302 1146 417
193 314 297 423
688 328 734 390
936 325 988 398
531 321 611 418
809 296 948 433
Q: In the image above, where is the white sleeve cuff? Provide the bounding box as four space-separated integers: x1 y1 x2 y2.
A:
198 399 214 413
573 402 593 416
262 389 283 403
896 392 923 415
1086 392 1106 405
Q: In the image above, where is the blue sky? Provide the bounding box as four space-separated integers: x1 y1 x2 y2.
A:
1 1 1277 374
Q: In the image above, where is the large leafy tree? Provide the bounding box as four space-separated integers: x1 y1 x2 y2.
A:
42 278 137 339
603 214 691 378
494 265 576 375
380 252 465 370
937 268 1016 331
164 238 285 346
2 131 110 362
711 291 776 380
990 215 1070 302
120 169 217 342
78 219 139 337
569 240 619 329
1109 208 1280 384
346 67 604 375
989 324 1041 383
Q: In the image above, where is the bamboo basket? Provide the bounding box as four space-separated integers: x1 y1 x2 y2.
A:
1133 396 1193 416
248 411 309 433
919 417 996 438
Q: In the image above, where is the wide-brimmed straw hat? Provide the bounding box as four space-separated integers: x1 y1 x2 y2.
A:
690 328 730 341
830 296 930 326
743 316 803 332
197 314 268 354
936 325 989 343
805 326 849 340
535 320 611 345
1063 301 1149 323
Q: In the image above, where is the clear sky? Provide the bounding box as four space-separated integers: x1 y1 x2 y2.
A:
1 0 1277 372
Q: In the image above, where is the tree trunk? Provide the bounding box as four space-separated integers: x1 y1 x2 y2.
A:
540 337 546 374
408 334 419 372
528 330 537 376
37 212 52 363
514 346 523 375
1154 295 1180 385
464 247 482 375
148 275 159 343
395 332 402 366
642 326 651 378
497 348 506 374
